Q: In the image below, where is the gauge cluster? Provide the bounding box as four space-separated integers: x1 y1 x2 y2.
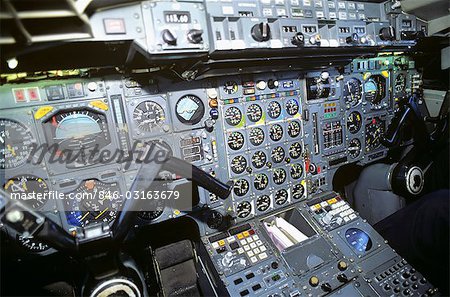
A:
0 55 419 252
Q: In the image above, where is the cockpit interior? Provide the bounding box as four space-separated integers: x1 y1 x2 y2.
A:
0 0 449 296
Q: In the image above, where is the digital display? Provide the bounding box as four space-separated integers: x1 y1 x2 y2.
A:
402 20 412 28
283 26 297 33
354 27 365 34
164 11 191 23
303 26 317 33
180 137 201 147
238 11 253 17
345 228 373 254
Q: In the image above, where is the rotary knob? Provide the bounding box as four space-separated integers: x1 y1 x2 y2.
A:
162 29 177 45
251 22 271 42
187 29 203 44
291 32 305 47
346 33 359 44
379 26 396 41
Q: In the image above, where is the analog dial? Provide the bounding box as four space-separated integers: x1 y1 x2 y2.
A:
224 106 243 126
230 155 247 174
133 101 166 132
394 74 406 93
343 78 362 107
233 179 250 196
286 98 300 115
227 131 245 150
4 175 49 209
251 151 267 169
249 127 265 146
175 95 205 124
287 121 301 138
254 173 269 191
347 111 362 134
290 163 304 179
0 119 35 169
271 146 285 163
65 180 122 227
269 124 283 142
292 183 305 200
272 168 287 185
236 201 252 218
224 81 239 95
365 117 385 151
256 195 271 212
348 138 362 159
275 189 289 205
267 101 282 119
247 104 263 122
289 142 302 159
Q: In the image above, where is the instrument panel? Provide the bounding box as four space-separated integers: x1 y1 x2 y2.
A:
0 55 417 252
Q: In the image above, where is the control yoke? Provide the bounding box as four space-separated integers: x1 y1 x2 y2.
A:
0 141 233 252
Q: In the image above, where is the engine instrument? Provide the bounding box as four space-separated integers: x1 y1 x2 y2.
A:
133 100 166 132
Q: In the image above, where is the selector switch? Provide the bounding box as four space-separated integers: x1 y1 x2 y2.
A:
379 26 396 41
251 22 271 42
267 79 279 89
162 29 177 45
291 32 305 47
321 282 332 292
337 260 348 271
309 276 319 287
346 33 359 45
187 29 203 44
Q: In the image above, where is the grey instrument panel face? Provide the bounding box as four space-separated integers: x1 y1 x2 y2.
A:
0 55 417 249
85 0 426 53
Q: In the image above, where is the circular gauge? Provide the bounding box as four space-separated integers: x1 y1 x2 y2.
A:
66 180 123 227
224 106 242 126
233 179 250 197
273 168 287 185
4 175 49 209
251 151 267 169
292 183 305 200
347 111 362 134
287 121 301 138
236 201 252 218
256 195 271 212
249 127 265 146
138 207 164 221
267 101 282 119
247 104 263 122
133 100 166 132
0 119 35 169
345 228 373 254
254 173 269 191
289 142 302 159
17 235 50 252
290 163 304 179
286 98 300 115
271 146 285 164
227 131 245 150
394 74 406 93
343 78 362 107
175 95 205 125
364 75 386 105
206 210 224 229
224 81 239 95
275 189 289 205
269 124 283 142
365 117 385 151
230 155 247 174
348 138 362 159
